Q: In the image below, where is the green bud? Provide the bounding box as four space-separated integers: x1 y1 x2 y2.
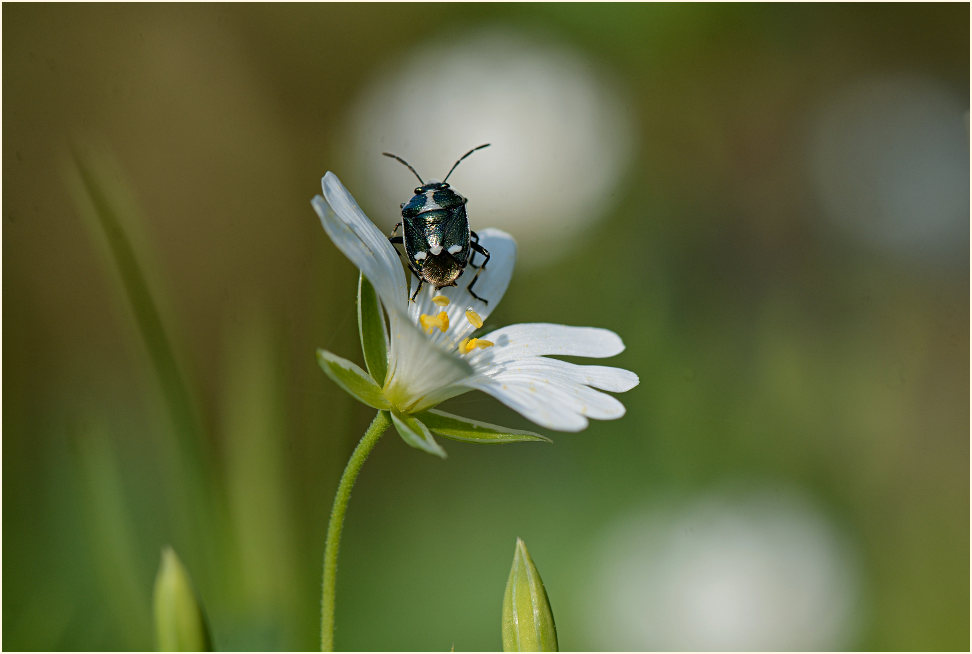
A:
502 538 558 652
153 547 212 651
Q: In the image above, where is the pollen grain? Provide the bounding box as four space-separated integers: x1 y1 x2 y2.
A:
458 337 494 355
465 309 484 329
420 311 450 334
432 295 450 306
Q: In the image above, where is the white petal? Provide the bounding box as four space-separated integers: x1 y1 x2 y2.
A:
463 358 630 431
408 228 517 348
483 366 626 419
467 376 590 432
313 172 408 313
470 323 625 366
481 357 639 393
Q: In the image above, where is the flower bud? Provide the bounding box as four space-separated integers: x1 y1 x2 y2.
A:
153 547 212 651
502 538 558 651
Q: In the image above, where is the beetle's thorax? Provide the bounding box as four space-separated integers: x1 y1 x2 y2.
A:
403 181 463 214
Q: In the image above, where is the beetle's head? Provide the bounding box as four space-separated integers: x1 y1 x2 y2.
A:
414 180 450 194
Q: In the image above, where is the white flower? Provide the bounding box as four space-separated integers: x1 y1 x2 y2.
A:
312 172 638 455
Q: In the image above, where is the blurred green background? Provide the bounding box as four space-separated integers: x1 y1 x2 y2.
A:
3 3 968 651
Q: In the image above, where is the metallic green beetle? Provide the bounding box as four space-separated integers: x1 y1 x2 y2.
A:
385 144 492 303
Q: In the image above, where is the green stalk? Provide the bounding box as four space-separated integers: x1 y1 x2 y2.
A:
321 410 391 651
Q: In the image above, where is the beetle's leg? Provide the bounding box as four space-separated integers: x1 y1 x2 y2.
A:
410 278 424 302
389 221 406 251
469 233 490 270
389 224 405 251
402 258 425 302
467 238 491 304
469 230 483 266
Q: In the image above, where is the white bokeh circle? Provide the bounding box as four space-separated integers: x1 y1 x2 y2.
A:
582 485 861 650
344 27 636 267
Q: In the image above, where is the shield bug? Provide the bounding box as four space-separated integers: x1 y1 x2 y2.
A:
384 144 492 303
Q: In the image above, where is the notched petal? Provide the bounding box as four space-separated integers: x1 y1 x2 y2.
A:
464 376 591 432
478 324 626 364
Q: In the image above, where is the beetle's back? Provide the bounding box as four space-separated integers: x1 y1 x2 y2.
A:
402 197 470 265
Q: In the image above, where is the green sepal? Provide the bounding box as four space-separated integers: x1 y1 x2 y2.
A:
417 409 551 444
153 546 213 652
316 349 390 410
502 538 558 652
390 410 447 459
357 273 388 385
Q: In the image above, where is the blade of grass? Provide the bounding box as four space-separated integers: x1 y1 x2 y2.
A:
67 146 221 594
69 147 205 466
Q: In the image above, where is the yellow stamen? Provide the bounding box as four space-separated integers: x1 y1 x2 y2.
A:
432 295 450 307
465 309 484 329
419 311 450 334
458 337 494 355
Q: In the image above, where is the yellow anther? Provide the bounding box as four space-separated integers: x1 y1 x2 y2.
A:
458 337 494 355
419 311 449 334
432 295 450 307
465 309 484 329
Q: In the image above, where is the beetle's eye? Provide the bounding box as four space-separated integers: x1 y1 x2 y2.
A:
413 187 422 195
441 183 450 188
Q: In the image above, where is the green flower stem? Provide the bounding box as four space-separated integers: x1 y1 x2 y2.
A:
321 409 391 651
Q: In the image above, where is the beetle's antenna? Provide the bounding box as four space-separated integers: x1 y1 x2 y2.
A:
442 143 490 183
382 152 424 184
